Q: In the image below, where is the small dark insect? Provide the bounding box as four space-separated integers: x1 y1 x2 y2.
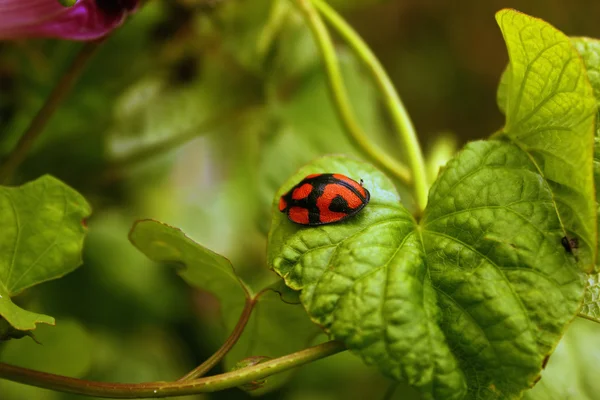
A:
561 236 579 253
279 173 370 226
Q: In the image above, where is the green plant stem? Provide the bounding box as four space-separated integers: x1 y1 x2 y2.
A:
0 341 345 398
0 41 103 184
178 298 256 381
257 0 290 56
578 312 600 323
311 0 429 211
292 0 412 187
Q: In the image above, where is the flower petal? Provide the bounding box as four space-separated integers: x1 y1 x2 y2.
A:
0 0 138 40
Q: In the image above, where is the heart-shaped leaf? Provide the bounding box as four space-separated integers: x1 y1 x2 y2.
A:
496 9 597 271
0 175 91 331
269 147 585 398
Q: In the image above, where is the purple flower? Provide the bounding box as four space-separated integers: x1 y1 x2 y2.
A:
0 0 139 40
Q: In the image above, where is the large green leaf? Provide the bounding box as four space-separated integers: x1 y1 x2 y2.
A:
268 147 585 399
0 176 91 331
496 9 597 271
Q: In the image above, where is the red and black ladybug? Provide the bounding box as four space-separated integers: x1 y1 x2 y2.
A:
279 173 370 226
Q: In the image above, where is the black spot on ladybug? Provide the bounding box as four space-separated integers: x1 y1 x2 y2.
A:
329 195 349 213
561 236 578 253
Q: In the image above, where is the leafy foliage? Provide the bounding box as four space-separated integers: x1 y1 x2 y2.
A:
1 2 600 400
267 9 597 399
496 10 597 271
268 149 586 399
0 176 91 331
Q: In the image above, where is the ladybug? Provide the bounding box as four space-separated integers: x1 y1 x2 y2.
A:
279 173 370 226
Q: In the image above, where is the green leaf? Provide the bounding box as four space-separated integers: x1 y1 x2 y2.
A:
572 39 600 237
268 148 585 399
496 9 597 271
0 176 91 331
580 273 600 323
570 37 600 318
496 66 510 116
129 219 251 325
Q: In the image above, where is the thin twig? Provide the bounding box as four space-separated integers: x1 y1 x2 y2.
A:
0 340 346 398
0 41 103 184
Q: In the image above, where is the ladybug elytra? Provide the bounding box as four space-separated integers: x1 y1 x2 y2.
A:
279 173 370 226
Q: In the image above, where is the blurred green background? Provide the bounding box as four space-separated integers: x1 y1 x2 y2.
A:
1 0 600 399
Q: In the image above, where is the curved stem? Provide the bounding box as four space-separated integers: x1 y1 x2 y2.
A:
311 0 429 211
0 40 103 184
292 0 412 186
0 340 346 398
178 298 256 381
